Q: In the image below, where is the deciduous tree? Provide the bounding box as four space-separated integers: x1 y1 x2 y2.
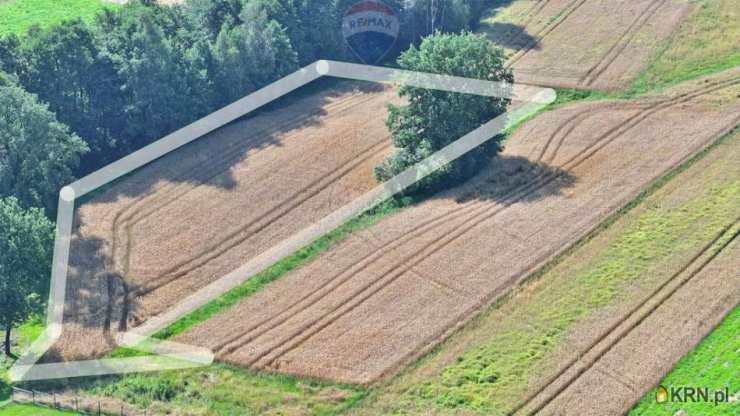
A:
12 20 125 173
211 4 298 106
375 32 512 194
0 79 88 213
0 197 53 356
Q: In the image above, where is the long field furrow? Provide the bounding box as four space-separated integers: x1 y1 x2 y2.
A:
505 0 588 67
53 84 397 361
177 71 740 384
579 0 667 87
487 0 691 90
241 79 740 370
110 91 382 278
512 218 740 415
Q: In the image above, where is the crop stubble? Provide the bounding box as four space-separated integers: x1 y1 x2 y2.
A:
481 0 692 90
521 223 740 415
53 83 399 360
177 70 740 385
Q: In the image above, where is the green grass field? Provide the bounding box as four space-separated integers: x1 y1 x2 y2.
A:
630 0 740 93
1 319 45 403
0 404 74 415
629 307 739 415
0 0 116 37
84 363 366 415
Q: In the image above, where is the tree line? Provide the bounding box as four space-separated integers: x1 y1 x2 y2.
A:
0 0 499 355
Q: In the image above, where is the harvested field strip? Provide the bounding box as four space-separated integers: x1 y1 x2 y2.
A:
108 90 390 326
54 85 395 361
630 0 740 93
505 0 587 67
110 90 381 277
508 0 671 87
486 0 691 90
154 200 407 341
212 77 740 369
349 129 740 415
629 307 739 415
494 0 555 50
515 219 740 415
208 108 590 355
580 0 668 86
209 98 594 358
130 139 389 295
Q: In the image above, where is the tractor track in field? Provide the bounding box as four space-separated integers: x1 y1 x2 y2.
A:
107 91 369 271
251 80 740 370
580 0 668 87
495 0 555 49
208 87 588 357
510 217 740 416
505 0 588 67
495 0 689 90
108 92 392 329
54 85 398 361
131 140 390 294
208 77 740 370
109 91 381 278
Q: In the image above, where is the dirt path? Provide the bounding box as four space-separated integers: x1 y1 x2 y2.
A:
479 0 691 90
53 83 398 361
176 70 740 385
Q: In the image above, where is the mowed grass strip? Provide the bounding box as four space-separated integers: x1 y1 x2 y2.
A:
0 0 116 37
631 0 740 93
352 132 740 415
629 307 739 416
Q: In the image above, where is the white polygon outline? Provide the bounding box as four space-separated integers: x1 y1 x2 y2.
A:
9 60 555 381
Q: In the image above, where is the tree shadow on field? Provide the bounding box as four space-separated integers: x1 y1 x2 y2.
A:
483 0 517 16
40 232 148 364
479 21 542 52
87 79 385 204
432 154 577 206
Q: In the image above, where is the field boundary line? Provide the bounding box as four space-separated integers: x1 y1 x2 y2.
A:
8 60 555 382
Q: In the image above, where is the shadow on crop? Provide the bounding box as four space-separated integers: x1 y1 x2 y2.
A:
479 21 542 52
436 154 577 205
86 79 384 204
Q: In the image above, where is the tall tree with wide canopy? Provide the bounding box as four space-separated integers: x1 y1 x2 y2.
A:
10 20 125 173
96 2 211 150
253 0 346 65
0 77 88 214
375 32 513 194
0 197 53 356
210 3 298 106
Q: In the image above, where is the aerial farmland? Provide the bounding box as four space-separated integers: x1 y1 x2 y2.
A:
0 0 737 415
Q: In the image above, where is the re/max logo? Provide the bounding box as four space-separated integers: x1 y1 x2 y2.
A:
656 385 731 405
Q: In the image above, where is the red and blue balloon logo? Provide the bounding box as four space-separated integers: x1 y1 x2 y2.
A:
342 0 400 64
